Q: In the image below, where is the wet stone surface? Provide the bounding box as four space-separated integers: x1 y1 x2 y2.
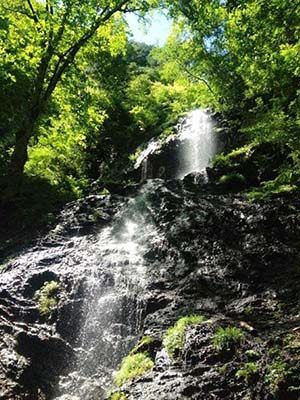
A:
1 178 300 399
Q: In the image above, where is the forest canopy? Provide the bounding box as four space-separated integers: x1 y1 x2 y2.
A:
0 0 299 209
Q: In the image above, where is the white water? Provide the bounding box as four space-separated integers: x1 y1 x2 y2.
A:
134 109 217 181
176 109 216 179
55 194 160 400
54 110 217 399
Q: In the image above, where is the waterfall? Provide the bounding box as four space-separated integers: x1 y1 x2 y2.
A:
54 109 217 399
55 190 160 400
176 109 216 179
134 109 217 181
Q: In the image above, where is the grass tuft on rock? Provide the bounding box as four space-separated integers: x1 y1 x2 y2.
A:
114 352 154 387
236 362 258 384
130 336 155 355
213 326 245 351
163 314 205 358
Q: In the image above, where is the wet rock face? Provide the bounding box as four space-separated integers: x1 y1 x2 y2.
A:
0 194 124 399
1 179 300 399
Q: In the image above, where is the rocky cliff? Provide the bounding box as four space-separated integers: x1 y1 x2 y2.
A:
1 171 300 400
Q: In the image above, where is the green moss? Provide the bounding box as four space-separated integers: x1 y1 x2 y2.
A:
130 336 155 355
99 188 110 196
218 363 230 375
265 359 287 395
107 392 127 400
213 143 254 169
244 305 254 315
219 172 246 186
89 210 104 222
247 183 298 201
0 256 14 272
163 315 205 358
245 349 260 359
34 281 60 316
236 362 258 384
284 333 300 355
114 352 154 387
212 327 245 351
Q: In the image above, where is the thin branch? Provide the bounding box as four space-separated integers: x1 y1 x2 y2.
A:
26 0 39 23
2 6 37 22
179 61 216 97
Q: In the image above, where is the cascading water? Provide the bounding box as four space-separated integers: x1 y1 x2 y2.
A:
176 109 216 179
55 190 161 400
55 109 217 399
134 109 217 181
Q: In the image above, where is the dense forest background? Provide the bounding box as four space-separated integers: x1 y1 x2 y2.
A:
0 0 299 242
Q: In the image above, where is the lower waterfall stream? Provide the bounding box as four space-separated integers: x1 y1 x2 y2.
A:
54 109 216 399
55 189 161 399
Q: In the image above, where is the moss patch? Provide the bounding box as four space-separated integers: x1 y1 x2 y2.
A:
114 352 154 387
212 326 245 351
34 280 60 316
163 315 205 358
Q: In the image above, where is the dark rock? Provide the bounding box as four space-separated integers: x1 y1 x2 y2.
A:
1 175 300 399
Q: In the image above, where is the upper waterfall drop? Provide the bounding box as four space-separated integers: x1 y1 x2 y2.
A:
134 108 217 182
176 109 216 179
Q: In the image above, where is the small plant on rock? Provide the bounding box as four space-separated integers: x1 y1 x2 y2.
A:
236 362 258 384
130 336 155 355
107 392 127 400
114 352 154 387
34 280 60 316
265 359 288 395
213 326 245 351
163 314 205 358
219 173 246 188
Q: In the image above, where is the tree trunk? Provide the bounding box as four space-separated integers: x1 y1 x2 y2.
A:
3 119 35 201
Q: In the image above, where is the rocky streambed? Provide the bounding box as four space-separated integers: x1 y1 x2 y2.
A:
1 174 300 400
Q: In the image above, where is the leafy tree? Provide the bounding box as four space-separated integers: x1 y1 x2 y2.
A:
0 0 160 199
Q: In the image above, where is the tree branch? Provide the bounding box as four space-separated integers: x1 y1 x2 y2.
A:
2 6 37 22
43 1 131 102
26 0 39 24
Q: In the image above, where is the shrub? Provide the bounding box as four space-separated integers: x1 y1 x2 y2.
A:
34 280 60 316
114 352 154 387
212 327 245 351
163 315 205 358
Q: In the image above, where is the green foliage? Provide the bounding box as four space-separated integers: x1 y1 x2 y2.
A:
236 362 258 384
219 173 246 187
245 349 261 359
163 315 205 358
130 336 155 355
218 363 230 375
34 281 60 317
165 0 300 199
107 392 127 400
114 352 154 387
212 327 245 351
265 359 288 395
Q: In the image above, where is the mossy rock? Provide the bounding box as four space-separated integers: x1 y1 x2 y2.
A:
114 352 154 387
163 315 205 359
219 173 246 190
213 141 290 189
130 336 160 359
